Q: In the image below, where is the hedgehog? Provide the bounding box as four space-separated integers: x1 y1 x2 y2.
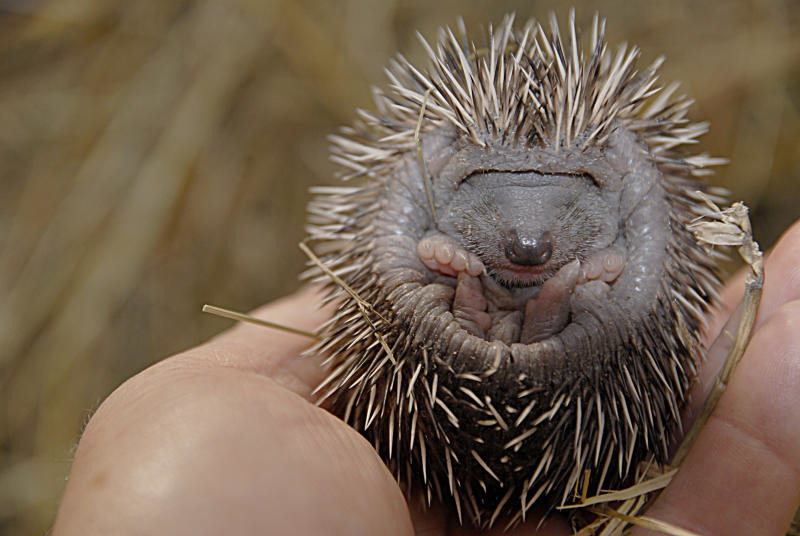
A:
304 11 728 528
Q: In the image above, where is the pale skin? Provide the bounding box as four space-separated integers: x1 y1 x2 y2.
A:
54 221 800 536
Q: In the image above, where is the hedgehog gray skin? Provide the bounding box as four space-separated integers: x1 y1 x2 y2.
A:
305 13 726 528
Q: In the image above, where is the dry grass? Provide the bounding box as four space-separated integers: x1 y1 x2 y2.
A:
0 0 798 534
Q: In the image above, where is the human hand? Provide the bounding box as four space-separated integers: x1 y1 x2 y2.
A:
53 221 800 535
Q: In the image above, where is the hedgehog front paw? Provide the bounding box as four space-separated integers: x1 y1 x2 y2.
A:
418 234 490 337
417 234 484 278
579 245 626 284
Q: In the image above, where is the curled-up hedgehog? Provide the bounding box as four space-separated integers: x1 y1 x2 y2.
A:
305 11 728 528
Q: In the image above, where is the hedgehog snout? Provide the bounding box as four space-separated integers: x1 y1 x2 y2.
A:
503 229 553 266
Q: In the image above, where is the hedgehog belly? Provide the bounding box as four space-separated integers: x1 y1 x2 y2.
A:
306 13 724 528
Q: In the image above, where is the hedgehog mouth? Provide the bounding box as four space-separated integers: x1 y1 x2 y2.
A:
489 262 558 289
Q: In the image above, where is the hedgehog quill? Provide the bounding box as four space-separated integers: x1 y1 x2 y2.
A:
304 12 729 528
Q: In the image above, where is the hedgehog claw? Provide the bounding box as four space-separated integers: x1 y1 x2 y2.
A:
418 234 484 278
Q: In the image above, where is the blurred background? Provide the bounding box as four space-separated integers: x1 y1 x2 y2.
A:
0 0 797 534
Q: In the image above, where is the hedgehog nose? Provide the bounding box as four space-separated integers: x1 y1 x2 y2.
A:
504 229 553 266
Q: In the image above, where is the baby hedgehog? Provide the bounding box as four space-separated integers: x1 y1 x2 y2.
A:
304 12 726 528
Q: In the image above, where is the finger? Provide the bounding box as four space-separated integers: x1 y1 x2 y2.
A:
687 218 800 423
636 300 800 535
55 356 413 535
179 286 333 399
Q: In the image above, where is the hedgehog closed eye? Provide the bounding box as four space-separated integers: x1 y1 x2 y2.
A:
305 11 726 529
